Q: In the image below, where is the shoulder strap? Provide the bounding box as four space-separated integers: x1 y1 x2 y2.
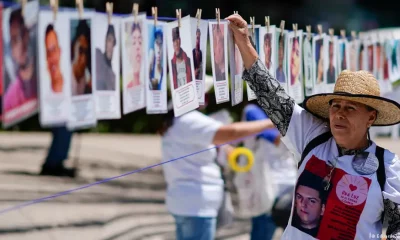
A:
298 131 333 169
375 145 386 224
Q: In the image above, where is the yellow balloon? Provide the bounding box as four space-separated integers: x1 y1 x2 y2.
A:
228 147 254 172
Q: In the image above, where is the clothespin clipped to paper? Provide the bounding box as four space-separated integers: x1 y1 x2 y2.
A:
250 17 255 35
280 20 285 36
21 0 27 17
233 11 238 14
293 23 298 37
196 9 202 28
216 8 220 25
329 28 334 41
306 25 312 41
317 24 323 37
50 0 58 21
340 29 346 39
152 6 157 26
106 2 113 25
176 9 182 28
132 3 138 23
351 31 357 41
76 0 84 19
265 16 270 32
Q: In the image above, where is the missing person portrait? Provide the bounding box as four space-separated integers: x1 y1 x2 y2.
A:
276 34 286 83
368 45 374 73
290 37 300 86
264 33 272 70
4 9 37 112
71 19 92 96
383 43 390 80
340 43 347 71
359 45 365 70
126 21 143 89
192 28 203 80
376 43 381 76
291 170 331 238
149 28 163 90
96 24 116 91
171 26 192 90
213 24 226 81
45 24 63 93
349 43 357 71
326 41 336 84
315 39 324 84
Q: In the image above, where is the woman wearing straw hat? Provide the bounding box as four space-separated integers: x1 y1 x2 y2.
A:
226 13 400 240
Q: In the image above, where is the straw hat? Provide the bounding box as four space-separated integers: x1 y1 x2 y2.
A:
303 70 400 126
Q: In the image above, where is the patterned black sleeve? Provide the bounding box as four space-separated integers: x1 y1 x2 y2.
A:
384 199 400 239
242 58 295 136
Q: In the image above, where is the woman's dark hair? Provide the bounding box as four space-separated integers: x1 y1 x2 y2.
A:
71 19 91 73
131 22 141 34
105 24 116 46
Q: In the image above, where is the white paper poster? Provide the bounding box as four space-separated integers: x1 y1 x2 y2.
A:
287 30 304 103
275 28 289 93
38 10 71 127
388 39 400 82
259 25 276 77
145 20 167 114
246 25 261 101
67 13 97 130
166 15 199 117
93 13 121 119
209 21 229 104
349 39 360 71
228 23 243 106
303 33 314 97
312 34 326 94
325 35 338 93
121 13 147 115
337 38 350 75
190 18 208 105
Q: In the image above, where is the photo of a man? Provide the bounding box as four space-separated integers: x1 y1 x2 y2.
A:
44 24 63 93
212 24 226 81
291 170 330 238
70 19 92 96
148 27 164 90
95 24 116 91
192 28 203 80
315 39 324 84
276 33 286 83
327 41 336 84
171 26 192 89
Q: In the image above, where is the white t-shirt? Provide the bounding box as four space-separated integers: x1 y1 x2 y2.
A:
162 110 224 217
280 104 400 240
176 60 186 88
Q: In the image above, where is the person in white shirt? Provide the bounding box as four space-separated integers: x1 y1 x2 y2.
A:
227 13 400 240
156 77 276 240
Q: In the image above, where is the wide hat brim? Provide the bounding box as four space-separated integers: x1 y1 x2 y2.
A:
303 92 400 126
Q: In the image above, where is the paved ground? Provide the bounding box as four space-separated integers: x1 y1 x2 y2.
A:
0 132 397 240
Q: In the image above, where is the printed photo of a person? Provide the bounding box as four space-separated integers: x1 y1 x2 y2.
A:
171 26 192 89
391 41 398 73
339 43 347 71
375 43 381 77
290 36 300 86
96 24 116 91
383 42 390 80
359 44 364 70
315 39 324 84
212 24 226 81
70 19 92 96
192 28 203 80
368 44 374 73
264 33 272 70
349 42 357 71
4 8 37 111
45 24 63 93
327 41 336 84
291 170 331 238
126 21 143 89
276 33 286 83
148 27 164 90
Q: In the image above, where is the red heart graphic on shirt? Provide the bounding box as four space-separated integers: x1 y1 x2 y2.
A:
349 184 357 191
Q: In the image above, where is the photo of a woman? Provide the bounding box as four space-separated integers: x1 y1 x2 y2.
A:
290 36 300 86
126 21 143 89
315 39 324 84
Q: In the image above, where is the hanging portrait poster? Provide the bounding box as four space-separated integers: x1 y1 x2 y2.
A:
382 39 391 82
121 13 147 115
2 0 39 128
92 13 121 120
287 30 304 103
259 25 276 77
228 23 243 106
337 37 350 75
209 20 229 104
67 13 97 130
275 28 289 93
389 39 400 82
303 32 314 97
349 39 360 71
38 10 71 127
324 35 338 93
246 24 261 101
359 40 368 71
0 3 3 122
190 18 208 105
377 38 392 95
312 33 326 94
145 19 168 114
365 40 375 76
166 15 199 117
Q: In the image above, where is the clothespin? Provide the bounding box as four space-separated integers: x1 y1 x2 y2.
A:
233 11 238 14
106 2 113 25
306 25 311 41
21 0 26 17
351 31 357 40
280 20 285 36
50 0 58 21
293 23 298 37
152 6 157 26
317 24 323 36
329 28 334 41
75 0 83 19
265 16 270 32
132 3 138 23
216 8 220 25
176 9 181 28
340 29 346 39
250 16 255 35
196 9 202 28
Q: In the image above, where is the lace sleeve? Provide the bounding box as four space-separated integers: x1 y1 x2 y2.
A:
242 58 295 136
384 199 400 239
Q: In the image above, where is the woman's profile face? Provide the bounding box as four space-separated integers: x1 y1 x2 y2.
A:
130 26 142 73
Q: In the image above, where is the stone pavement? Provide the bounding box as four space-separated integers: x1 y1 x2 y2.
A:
0 132 398 240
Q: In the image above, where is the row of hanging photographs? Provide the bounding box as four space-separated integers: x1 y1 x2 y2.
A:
1 0 400 130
